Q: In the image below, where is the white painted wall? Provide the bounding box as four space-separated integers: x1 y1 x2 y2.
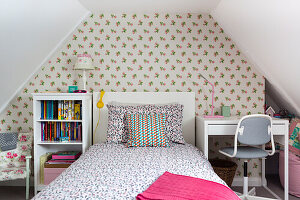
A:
212 0 300 116
0 0 88 113
78 0 221 13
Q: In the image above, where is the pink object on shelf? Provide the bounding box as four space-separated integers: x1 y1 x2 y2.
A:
44 168 66 185
136 171 239 200
52 152 81 160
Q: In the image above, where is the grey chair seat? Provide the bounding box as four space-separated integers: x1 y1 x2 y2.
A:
220 146 268 159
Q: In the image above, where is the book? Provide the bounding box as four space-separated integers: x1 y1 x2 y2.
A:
52 151 81 160
53 101 58 119
41 101 44 119
68 100 72 120
44 163 72 168
64 100 68 120
44 100 47 120
71 101 75 120
46 159 76 164
74 104 80 120
58 100 62 120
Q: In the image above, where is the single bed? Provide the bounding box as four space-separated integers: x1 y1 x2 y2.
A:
33 143 225 199
33 92 227 199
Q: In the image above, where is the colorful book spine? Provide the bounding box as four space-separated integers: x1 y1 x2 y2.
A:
51 101 54 120
48 101 51 119
71 101 75 120
58 100 62 120
44 100 47 120
41 101 44 119
68 100 72 120
64 100 68 120
41 122 44 141
74 104 80 120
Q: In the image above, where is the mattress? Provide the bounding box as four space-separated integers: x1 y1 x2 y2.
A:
33 143 225 199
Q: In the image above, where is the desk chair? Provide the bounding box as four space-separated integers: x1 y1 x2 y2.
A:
219 114 276 200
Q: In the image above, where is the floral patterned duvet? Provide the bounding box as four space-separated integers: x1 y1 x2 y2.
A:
33 143 225 200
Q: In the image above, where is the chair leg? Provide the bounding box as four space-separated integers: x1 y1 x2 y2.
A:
26 156 31 200
243 161 248 196
26 173 29 200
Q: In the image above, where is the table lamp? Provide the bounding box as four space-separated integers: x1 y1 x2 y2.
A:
74 54 94 91
199 74 224 118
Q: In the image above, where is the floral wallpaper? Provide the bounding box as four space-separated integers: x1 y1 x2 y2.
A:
0 13 265 180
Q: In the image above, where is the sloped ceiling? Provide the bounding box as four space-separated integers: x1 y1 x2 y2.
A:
211 0 300 116
0 0 89 113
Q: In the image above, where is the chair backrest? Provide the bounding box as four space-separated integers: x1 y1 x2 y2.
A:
237 115 272 145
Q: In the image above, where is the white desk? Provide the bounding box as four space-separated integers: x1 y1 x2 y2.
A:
196 117 289 200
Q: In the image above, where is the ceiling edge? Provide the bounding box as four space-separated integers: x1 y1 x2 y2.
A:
0 11 91 115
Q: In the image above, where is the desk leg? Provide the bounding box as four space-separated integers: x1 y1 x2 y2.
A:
284 124 289 200
262 144 267 187
204 133 208 159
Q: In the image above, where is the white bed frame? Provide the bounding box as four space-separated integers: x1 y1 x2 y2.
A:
93 92 195 145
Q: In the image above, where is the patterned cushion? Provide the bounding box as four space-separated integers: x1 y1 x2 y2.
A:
106 103 184 144
0 132 32 168
289 118 300 156
125 113 169 147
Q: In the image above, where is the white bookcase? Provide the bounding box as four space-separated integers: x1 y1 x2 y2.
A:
32 93 92 194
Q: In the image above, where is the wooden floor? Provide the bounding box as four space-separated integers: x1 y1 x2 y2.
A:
0 176 299 199
232 175 299 200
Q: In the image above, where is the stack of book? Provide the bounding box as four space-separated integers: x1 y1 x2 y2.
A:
41 122 82 142
45 151 81 167
43 151 81 185
41 100 82 120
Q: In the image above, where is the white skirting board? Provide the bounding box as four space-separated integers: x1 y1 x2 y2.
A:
0 176 34 187
232 177 262 187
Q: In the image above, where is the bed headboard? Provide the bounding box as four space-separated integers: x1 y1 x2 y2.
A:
93 92 195 145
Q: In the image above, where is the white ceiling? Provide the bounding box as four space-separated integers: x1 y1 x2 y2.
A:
212 0 300 116
78 0 221 13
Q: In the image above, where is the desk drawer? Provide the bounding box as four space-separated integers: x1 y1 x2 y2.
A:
272 125 285 135
208 125 236 135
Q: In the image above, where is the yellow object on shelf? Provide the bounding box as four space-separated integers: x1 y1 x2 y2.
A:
40 153 53 184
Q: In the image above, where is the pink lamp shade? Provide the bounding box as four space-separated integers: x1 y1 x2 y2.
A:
74 54 94 70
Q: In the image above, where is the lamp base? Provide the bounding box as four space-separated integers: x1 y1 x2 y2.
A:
204 115 224 118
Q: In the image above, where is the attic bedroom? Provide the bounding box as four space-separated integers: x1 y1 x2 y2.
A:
0 0 299 199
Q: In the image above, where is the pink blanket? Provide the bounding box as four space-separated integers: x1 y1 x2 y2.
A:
136 172 240 200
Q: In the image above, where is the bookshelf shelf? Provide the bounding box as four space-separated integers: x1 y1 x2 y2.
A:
37 119 83 122
32 93 92 195
37 141 83 145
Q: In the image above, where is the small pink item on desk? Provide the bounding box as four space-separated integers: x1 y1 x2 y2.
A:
199 74 224 119
136 171 239 200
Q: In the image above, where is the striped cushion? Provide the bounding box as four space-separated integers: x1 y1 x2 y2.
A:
126 113 169 147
